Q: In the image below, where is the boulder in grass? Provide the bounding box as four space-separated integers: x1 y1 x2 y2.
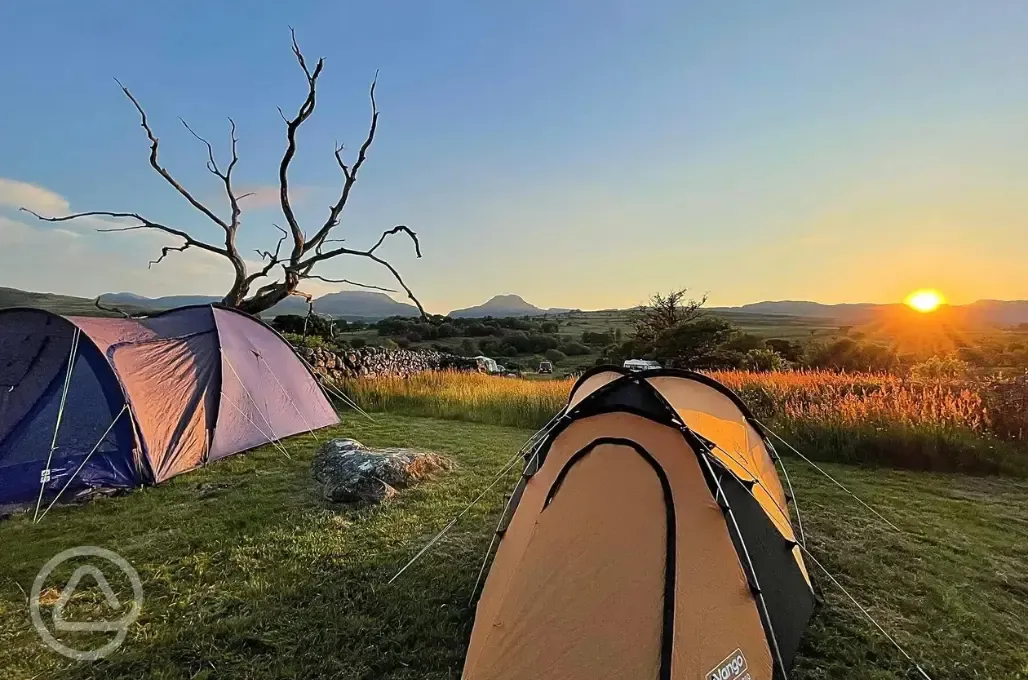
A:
311 438 453 504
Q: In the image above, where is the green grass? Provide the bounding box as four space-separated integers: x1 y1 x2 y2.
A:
1 414 1026 679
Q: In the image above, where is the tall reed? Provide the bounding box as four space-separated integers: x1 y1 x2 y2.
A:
336 370 1026 475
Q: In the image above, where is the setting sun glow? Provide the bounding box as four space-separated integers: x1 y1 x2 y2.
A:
905 289 945 313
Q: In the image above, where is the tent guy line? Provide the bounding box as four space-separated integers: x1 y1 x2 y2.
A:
390 409 569 588
755 419 905 535
702 441 937 680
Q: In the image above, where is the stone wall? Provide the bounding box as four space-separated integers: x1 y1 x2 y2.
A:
296 345 478 380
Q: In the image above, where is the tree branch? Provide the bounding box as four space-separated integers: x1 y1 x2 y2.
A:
179 118 221 177
369 225 421 257
244 224 288 287
177 115 248 304
294 224 425 317
20 208 229 257
301 275 396 293
304 73 379 256
94 297 133 319
280 27 325 260
114 78 229 233
150 243 189 267
180 117 245 241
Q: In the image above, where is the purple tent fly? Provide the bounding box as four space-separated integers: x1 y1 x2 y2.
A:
0 305 339 510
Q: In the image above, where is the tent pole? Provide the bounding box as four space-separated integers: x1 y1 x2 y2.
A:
33 327 81 522
35 405 127 523
698 440 801 547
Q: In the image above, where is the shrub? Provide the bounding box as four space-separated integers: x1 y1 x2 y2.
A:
281 332 326 349
559 342 591 356
909 355 972 381
544 349 567 364
742 348 788 372
581 330 616 346
350 337 367 349
273 314 337 338
803 338 899 372
765 338 803 362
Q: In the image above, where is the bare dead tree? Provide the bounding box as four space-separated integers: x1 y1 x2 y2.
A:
22 28 424 318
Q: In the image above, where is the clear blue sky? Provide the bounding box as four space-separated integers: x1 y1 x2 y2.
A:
2 1 1028 313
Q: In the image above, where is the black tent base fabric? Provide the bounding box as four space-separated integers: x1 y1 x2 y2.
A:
462 366 815 680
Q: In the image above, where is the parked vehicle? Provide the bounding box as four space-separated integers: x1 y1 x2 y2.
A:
623 358 661 372
538 361 554 374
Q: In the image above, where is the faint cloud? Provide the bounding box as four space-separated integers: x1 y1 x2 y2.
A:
0 177 309 299
235 184 314 211
0 216 34 244
0 178 70 215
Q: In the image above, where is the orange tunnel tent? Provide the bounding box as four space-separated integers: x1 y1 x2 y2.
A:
463 367 814 680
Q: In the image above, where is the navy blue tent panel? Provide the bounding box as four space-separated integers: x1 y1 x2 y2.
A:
0 310 138 505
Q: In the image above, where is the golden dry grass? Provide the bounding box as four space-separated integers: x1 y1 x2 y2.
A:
338 369 1026 475
340 372 573 429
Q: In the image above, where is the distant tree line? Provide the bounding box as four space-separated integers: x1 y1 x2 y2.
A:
272 292 1028 375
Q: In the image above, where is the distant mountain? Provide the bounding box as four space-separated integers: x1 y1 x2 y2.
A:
102 292 221 310
961 299 1028 327
308 291 420 319
711 300 1028 327
448 294 572 318
712 301 884 324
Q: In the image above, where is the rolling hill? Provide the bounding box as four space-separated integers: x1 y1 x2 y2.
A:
100 291 419 319
0 287 151 317
5 285 1028 327
712 300 1028 326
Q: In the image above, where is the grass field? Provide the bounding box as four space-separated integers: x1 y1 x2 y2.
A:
1 413 1027 679
555 307 844 339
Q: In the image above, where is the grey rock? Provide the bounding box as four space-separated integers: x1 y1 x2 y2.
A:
311 438 453 504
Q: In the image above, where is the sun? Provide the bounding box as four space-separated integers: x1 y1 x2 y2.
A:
904 289 945 313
